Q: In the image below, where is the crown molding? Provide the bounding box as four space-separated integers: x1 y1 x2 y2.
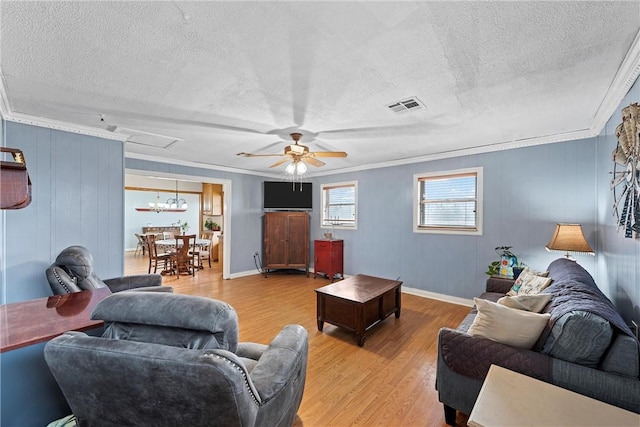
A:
590 29 640 134
0 67 11 118
3 111 127 141
310 127 597 177
124 151 280 179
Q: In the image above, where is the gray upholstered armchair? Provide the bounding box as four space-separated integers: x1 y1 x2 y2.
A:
44 292 308 427
46 245 172 294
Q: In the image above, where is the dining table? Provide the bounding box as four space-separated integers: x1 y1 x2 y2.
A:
155 238 211 274
155 238 211 249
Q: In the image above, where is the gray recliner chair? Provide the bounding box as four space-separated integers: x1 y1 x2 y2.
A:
44 292 308 427
46 245 172 294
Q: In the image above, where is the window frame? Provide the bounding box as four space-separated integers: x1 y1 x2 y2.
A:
413 167 483 235
321 181 358 230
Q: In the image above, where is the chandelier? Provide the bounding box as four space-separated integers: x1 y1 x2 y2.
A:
135 181 188 213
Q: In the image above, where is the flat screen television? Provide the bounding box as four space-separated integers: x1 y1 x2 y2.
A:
263 181 312 210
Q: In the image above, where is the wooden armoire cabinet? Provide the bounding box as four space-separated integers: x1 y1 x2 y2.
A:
263 212 309 276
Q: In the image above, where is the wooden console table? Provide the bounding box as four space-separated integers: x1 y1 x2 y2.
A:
468 365 639 426
0 287 111 353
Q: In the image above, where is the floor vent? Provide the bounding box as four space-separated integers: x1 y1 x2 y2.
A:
387 97 426 114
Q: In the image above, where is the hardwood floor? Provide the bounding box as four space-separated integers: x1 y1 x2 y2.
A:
126 252 472 426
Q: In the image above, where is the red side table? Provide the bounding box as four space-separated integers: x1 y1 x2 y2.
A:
314 239 343 282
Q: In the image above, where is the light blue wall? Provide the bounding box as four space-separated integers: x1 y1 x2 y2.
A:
1 121 124 426
595 77 640 323
309 138 598 300
124 189 200 250
1 122 125 303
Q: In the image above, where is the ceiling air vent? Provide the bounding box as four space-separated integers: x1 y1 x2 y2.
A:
109 127 182 149
386 97 425 114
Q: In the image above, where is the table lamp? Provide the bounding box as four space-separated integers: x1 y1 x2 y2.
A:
545 223 595 259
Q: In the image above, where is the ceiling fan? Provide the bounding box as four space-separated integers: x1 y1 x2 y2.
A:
237 132 347 171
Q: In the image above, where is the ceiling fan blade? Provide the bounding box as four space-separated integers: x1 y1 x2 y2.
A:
302 156 325 167
311 151 348 158
236 152 285 157
269 158 291 168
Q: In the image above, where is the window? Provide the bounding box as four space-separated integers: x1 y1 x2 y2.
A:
413 167 483 235
321 181 357 229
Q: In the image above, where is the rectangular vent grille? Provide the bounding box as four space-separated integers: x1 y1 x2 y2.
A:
387 97 425 114
110 127 182 149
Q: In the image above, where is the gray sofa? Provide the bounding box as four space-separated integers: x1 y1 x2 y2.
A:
437 258 640 425
44 292 308 427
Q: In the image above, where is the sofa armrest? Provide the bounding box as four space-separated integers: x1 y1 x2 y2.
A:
438 327 551 382
249 324 308 402
103 274 169 293
485 276 515 294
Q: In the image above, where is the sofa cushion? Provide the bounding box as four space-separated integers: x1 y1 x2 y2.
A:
600 333 640 378
507 267 550 296
542 310 612 368
497 293 551 313
468 298 551 349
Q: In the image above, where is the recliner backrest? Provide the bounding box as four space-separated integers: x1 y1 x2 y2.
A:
92 292 239 351
46 245 108 294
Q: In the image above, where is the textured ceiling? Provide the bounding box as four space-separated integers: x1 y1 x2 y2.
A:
1 1 639 177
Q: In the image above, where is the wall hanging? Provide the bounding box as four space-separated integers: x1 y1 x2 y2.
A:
1 147 32 209
611 103 640 238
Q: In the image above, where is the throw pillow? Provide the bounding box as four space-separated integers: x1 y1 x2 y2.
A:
506 267 550 296
497 293 552 313
516 275 552 295
468 298 551 349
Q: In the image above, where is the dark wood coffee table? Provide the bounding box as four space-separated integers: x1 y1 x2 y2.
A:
315 274 402 346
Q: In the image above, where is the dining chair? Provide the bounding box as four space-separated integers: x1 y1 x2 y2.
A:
172 234 197 278
146 234 173 274
134 233 147 257
193 233 212 268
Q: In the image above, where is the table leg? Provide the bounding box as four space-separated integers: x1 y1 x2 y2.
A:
395 286 402 318
316 294 324 331
355 304 365 346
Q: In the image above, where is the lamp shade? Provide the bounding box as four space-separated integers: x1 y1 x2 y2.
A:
545 224 595 257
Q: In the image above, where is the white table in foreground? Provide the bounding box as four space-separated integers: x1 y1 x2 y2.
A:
468 365 639 427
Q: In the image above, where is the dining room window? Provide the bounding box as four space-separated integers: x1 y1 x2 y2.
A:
413 167 483 235
321 181 357 229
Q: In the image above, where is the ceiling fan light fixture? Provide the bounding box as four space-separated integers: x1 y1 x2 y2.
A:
285 162 296 174
296 161 308 174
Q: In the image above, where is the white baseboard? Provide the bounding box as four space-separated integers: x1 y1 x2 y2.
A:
228 269 264 279
227 271 474 307
401 286 474 307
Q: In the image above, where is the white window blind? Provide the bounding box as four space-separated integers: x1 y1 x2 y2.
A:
414 168 483 235
322 182 357 228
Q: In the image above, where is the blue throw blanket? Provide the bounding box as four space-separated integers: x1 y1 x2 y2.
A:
534 258 638 350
